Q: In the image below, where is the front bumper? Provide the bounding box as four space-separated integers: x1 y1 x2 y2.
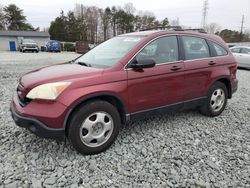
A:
23 47 39 51
10 95 66 141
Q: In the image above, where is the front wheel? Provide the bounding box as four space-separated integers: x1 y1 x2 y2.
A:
68 100 121 155
200 82 228 117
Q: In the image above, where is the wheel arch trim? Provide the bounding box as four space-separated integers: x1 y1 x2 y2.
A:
208 76 232 98
63 92 128 131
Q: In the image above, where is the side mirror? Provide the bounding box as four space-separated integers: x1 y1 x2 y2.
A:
130 58 156 69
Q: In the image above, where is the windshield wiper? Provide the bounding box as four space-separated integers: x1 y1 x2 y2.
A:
77 61 91 67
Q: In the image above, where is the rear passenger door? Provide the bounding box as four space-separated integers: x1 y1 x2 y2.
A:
181 36 213 100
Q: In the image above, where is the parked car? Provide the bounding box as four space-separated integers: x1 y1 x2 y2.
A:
230 46 250 69
75 41 89 54
46 40 61 52
19 39 39 53
228 44 235 48
40 46 46 52
11 28 238 155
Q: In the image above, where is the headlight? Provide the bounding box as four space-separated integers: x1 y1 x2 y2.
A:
26 82 71 100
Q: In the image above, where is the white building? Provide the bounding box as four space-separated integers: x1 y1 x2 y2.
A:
0 30 50 51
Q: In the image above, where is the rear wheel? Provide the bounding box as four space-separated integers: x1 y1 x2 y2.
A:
68 100 121 155
200 82 228 116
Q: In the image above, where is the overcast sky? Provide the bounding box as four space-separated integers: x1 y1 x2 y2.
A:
1 0 250 32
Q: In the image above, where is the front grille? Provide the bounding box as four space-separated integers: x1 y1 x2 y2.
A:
25 44 36 48
17 83 31 106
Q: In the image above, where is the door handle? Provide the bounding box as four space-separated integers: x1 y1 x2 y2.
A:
208 61 216 65
171 65 182 71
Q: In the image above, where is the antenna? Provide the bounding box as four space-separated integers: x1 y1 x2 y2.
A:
201 0 208 29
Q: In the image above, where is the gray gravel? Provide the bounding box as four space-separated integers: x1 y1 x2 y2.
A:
0 51 250 187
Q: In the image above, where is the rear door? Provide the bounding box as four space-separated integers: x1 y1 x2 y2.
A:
180 35 213 100
127 35 185 114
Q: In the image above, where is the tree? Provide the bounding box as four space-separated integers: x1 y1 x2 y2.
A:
85 6 99 43
49 11 68 41
101 7 111 40
205 22 221 34
218 29 250 42
74 4 88 41
0 5 5 30
49 3 170 43
134 11 158 31
123 3 136 15
111 6 117 36
66 11 79 42
116 9 134 34
4 4 36 31
161 17 169 27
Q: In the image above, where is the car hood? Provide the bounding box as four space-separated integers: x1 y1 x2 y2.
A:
22 43 37 45
20 62 103 89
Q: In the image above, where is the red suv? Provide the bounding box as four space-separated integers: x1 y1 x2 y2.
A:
11 28 238 154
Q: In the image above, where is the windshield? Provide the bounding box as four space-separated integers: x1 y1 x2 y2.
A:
23 39 35 43
75 36 145 68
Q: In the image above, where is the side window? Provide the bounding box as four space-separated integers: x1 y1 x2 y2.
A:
241 48 250 54
231 48 240 53
213 42 228 56
182 36 210 60
136 36 179 64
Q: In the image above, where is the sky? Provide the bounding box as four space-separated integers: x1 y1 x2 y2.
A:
1 0 250 32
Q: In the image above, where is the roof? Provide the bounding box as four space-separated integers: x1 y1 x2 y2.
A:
120 29 227 48
120 30 210 37
0 30 50 37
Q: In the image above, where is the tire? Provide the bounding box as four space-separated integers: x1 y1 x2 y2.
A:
200 82 228 117
22 50 25 53
68 100 121 155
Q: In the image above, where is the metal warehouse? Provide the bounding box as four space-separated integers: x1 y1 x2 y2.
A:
0 31 50 51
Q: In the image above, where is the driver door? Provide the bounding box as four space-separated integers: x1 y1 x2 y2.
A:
127 36 185 118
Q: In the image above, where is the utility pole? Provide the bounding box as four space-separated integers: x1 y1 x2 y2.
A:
201 0 208 29
240 15 244 41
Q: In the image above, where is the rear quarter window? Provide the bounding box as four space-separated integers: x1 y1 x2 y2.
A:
213 42 228 56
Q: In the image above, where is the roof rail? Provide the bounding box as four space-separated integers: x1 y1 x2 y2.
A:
139 26 207 34
139 26 183 32
183 28 207 33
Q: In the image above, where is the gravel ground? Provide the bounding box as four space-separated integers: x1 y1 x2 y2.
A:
0 51 250 188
